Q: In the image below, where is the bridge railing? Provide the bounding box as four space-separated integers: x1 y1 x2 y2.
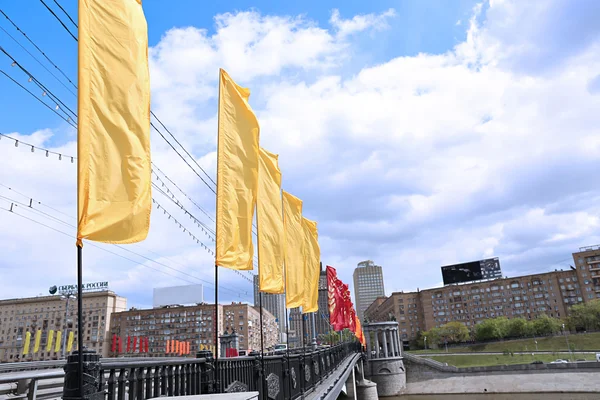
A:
0 342 361 400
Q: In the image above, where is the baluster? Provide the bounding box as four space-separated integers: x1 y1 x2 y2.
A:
117 369 127 400
189 364 195 395
145 366 153 399
167 365 174 397
136 367 145 400
153 366 161 398
128 368 137 400
174 364 181 396
160 365 168 397
185 364 194 396
107 369 116 400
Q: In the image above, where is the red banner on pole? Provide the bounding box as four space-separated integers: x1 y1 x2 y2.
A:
111 334 116 353
127 336 131 353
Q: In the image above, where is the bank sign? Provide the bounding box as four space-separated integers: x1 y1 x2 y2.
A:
57 282 109 294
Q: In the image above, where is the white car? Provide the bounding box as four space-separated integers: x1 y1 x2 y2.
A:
550 359 568 364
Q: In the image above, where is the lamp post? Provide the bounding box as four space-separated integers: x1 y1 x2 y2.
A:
60 294 76 359
562 324 572 361
424 336 427 350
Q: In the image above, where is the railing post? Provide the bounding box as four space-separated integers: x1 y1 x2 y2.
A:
117 368 127 400
62 349 104 400
144 367 152 399
197 349 214 394
106 369 116 400
153 366 161 399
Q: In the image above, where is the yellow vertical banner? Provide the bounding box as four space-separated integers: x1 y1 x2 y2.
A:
33 330 42 353
215 69 260 270
77 0 151 245
22 331 31 355
67 331 74 352
46 330 55 352
55 331 62 353
302 217 320 313
257 147 284 293
283 191 304 308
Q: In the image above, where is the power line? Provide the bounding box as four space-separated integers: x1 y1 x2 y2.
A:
0 9 77 92
0 69 76 128
0 45 77 121
38 0 77 42
151 111 217 187
0 132 75 161
0 199 252 300
52 0 77 28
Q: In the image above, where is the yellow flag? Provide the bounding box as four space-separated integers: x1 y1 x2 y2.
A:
33 330 42 353
22 331 31 355
257 148 284 293
55 331 62 353
77 0 151 245
302 217 320 313
215 69 260 270
46 330 55 352
283 191 304 308
67 331 74 352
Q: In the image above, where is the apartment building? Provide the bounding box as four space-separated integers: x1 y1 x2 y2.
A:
364 246 600 346
223 303 278 351
109 302 278 356
0 290 126 362
253 275 286 342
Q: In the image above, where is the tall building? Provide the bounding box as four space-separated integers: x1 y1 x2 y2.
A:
353 260 385 322
364 245 600 348
253 275 286 342
110 303 222 357
109 302 279 357
0 290 126 362
223 303 278 351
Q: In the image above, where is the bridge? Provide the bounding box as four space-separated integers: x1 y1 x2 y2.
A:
0 342 367 400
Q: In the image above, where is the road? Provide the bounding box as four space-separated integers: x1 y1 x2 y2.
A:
410 350 599 356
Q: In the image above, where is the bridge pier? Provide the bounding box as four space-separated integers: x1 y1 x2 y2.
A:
363 322 406 397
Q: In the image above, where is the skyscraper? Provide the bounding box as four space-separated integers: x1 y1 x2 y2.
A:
253 275 286 342
353 260 385 322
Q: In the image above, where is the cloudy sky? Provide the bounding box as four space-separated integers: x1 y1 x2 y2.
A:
0 0 599 309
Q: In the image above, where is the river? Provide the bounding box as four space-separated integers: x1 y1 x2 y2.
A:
391 394 597 400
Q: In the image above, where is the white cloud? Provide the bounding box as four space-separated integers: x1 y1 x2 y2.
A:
1 0 600 305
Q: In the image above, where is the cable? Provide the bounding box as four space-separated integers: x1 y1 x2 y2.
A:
52 0 77 28
0 183 74 220
151 111 216 187
38 0 77 42
0 202 253 300
0 132 75 161
0 46 77 121
0 9 77 92
0 70 76 128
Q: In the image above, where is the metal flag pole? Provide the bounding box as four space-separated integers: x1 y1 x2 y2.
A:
285 306 291 399
259 292 266 398
214 264 219 393
310 312 317 350
76 245 84 399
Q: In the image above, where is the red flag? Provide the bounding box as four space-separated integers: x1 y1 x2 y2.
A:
133 337 138 353
166 339 170 354
111 334 116 353
145 337 149 353
186 342 190 355
127 336 131 353
139 337 144 353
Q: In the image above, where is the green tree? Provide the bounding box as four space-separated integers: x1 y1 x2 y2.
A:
474 318 506 341
532 314 562 336
439 321 470 343
507 317 533 338
568 300 600 331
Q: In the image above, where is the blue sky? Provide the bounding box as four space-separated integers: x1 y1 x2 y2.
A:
1 0 599 309
0 0 478 135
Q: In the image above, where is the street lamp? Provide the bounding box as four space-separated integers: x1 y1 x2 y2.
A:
60 294 76 359
562 324 572 361
424 336 427 350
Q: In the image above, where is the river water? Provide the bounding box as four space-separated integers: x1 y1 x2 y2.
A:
392 394 597 400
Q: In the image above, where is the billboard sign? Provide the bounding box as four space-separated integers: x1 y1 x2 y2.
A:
153 284 204 307
441 258 502 285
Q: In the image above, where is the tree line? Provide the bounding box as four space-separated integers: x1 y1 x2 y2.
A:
416 300 600 347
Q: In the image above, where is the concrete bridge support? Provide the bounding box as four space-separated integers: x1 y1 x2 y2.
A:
363 322 406 397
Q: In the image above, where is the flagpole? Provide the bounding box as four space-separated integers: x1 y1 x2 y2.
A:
284 305 291 397
214 263 219 393
259 292 265 397
76 244 84 399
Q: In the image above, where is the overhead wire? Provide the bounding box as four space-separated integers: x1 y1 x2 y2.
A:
38 0 77 42
0 9 77 92
0 132 75 162
52 0 77 28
